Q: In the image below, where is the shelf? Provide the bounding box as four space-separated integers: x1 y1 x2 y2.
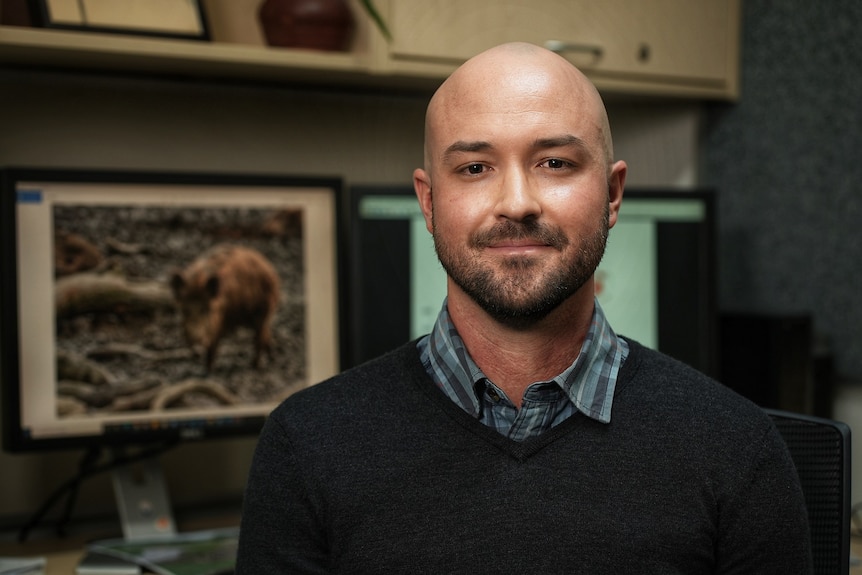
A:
0 25 384 87
0 4 738 99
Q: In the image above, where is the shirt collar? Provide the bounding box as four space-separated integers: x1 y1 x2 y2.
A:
419 298 628 424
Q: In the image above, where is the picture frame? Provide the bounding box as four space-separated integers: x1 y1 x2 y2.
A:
33 0 210 41
0 167 347 451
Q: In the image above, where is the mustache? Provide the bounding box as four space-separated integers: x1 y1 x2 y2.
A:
470 220 569 251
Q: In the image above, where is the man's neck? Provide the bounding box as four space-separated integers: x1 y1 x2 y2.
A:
447 289 595 408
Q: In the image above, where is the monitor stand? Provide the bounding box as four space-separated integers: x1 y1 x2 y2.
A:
18 446 180 543
112 457 177 541
75 457 179 574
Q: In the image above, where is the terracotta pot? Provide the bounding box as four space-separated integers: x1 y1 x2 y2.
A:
258 0 355 52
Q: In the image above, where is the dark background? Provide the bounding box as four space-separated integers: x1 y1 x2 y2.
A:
702 0 862 384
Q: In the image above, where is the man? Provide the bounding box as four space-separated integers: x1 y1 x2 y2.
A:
236 43 812 574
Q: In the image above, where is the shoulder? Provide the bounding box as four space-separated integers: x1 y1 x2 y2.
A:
614 339 799 495
253 340 447 469
620 338 750 406
266 340 427 427
616 338 775 438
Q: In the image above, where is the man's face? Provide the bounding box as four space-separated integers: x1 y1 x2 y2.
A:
416 59 622 328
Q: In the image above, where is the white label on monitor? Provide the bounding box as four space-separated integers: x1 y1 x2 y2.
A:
410 218 445 339
597 220 658 348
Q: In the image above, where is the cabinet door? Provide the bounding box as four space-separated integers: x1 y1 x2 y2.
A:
386 0 737 95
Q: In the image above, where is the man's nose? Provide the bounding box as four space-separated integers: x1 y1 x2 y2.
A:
493 168 541 221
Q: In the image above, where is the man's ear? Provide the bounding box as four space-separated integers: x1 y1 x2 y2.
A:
413 168 434 234
607 160 627 229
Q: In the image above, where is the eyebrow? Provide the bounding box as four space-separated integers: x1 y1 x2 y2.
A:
442 140 493 163
533 134 590 152
441 135 590 164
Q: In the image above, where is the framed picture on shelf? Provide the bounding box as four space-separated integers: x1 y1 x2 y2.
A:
0 167 347 451
33 0 210 40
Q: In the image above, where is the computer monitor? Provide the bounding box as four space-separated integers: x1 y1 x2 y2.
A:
0 167 345 538
346 185 717 376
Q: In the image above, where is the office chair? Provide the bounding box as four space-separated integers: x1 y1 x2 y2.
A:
765 408 851 575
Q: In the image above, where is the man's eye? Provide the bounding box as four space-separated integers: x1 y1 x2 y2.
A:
465 163 485 175
543 158 570 169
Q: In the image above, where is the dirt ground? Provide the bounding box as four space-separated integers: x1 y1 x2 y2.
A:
53 202 308 417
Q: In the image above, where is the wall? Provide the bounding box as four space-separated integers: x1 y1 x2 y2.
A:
701 1 862 382
701 0 862 503
0 67 700 532
0 70 426 182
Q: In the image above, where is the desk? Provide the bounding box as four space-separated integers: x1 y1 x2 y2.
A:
0 511 240 575
39 549 85 575
5 532 862 574
0 538 85 575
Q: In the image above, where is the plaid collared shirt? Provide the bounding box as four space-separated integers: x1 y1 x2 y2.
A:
417 299 628 441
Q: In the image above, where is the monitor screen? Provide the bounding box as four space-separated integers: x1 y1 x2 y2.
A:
346 185 717 376
1 168 345 453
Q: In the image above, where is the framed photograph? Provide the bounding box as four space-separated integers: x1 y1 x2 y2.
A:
33 0 210 40
0 167 346 451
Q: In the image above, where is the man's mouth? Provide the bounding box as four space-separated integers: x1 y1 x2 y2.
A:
473 221 568 251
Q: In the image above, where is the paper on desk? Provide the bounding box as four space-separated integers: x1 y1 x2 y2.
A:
75 550 142 575
0 557 45 575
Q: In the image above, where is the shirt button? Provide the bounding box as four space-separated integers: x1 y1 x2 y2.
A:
487 389 501 402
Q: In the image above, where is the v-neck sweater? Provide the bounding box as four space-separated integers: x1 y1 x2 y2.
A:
236 338 812 574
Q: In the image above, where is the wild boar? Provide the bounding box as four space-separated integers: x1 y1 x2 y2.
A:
170 244 280 372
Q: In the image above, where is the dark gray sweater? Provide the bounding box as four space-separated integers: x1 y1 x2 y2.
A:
236 339 812 574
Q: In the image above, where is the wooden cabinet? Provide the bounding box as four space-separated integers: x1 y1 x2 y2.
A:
380 0 740 99
0 0 740 99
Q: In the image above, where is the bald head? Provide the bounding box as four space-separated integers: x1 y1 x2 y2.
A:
423 42 614 175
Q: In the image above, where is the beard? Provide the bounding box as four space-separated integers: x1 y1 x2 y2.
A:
433 207 609 329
